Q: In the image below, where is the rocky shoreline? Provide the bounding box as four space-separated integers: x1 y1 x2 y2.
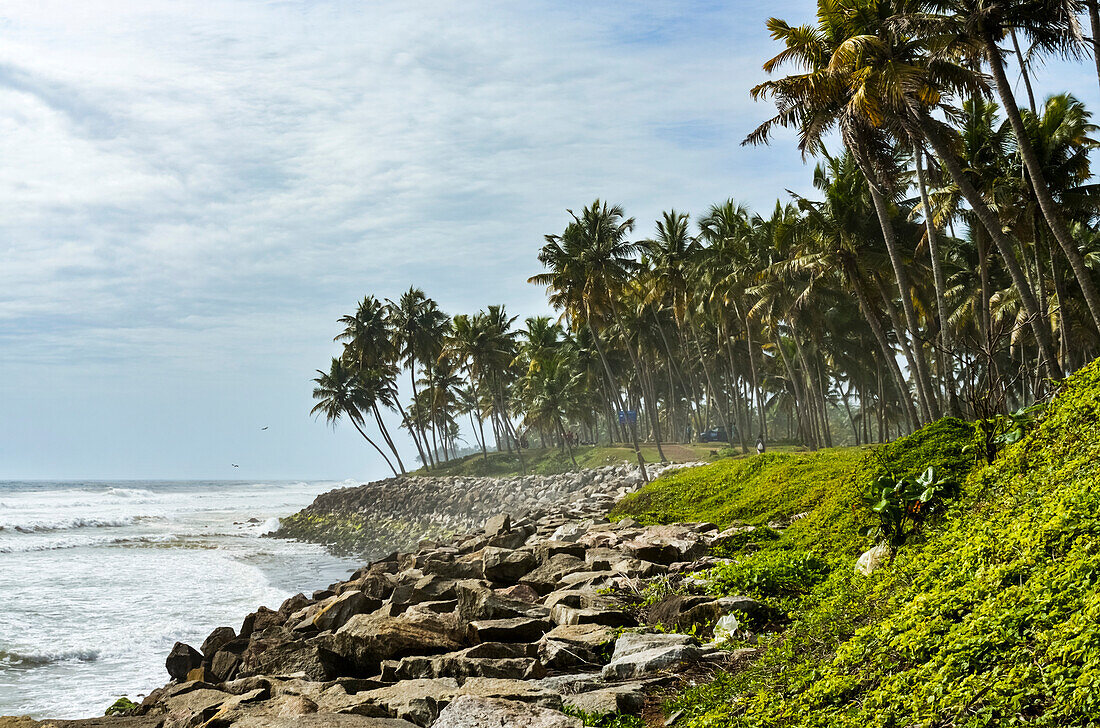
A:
5 461 779 728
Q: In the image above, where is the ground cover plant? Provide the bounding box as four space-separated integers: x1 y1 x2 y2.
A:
618 361 1100 727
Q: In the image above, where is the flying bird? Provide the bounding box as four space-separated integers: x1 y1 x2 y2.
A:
260 426 268 431
232 464 239 468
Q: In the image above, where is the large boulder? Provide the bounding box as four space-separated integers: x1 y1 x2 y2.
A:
481 548 537 583
466 617 552 644
312 590 382 632
237 634 337 681
200 627 237 657
165 642 203 680
233 716 417 728
329 612 464 674
431 696 581 728
537 623 614 670
600 633 701 681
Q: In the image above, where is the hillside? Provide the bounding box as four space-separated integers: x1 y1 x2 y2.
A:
610 360 1100 727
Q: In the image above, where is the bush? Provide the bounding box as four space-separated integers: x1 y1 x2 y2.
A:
704 550 830 602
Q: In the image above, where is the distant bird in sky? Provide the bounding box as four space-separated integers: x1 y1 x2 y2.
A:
231 464 239 468
260 426 268 430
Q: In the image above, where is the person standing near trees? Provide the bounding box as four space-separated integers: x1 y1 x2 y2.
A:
756 435 766 455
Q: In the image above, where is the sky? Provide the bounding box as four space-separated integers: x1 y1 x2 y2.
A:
1 1 1097 481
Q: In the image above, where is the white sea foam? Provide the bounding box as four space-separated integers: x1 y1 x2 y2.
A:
0 478 357 719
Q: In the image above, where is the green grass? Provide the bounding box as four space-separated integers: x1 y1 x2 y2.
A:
617 360 1100 727
411 442 728 477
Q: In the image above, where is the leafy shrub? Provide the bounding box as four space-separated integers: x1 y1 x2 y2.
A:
561 706 645 727
862 465 958 550
704 550 829 601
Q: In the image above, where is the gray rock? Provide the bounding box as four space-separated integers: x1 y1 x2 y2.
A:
431 696 581 728
563 684 645 715
200 627 237 658
481 547 537 583
233 716 417 728
601 643 702 681
466 617 552 644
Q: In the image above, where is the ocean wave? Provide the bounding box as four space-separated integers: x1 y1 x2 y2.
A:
0 515 148 533
0 534 183 554
0 647 100 667
101 487 156 498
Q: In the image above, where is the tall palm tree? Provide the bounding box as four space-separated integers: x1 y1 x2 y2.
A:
311 358 398 477
913 0 1100 335
531 200 650 482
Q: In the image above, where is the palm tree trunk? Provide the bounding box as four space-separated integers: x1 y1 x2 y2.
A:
372 404 406 474
742 308 767 441
873 275 935 423
771 323 815 449
863 177 940 422
914 143 960 416
688 323 735 449
918 114 1063 380
396 401 430 471
1008 29 1037 114
349 416 398 477
409 367 435 469
845 262 921 431
587 317 648 482
984 35 1100 338
557 418 578 469
1088 0 1100 96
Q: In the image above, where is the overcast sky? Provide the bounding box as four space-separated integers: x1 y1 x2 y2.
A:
2 1 1097 480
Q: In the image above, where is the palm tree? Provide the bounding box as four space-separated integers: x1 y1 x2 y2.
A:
913 0 1100 336
335 295 407 473
532 200 650 482
311 358 399 477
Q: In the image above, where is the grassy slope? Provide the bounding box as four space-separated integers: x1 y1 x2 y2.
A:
613 361 1100 727
411 442 731 477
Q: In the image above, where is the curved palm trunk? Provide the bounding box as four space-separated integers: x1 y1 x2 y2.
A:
495 380 526 474
1008 29 1037 115
914 144 960 416
984 35 1100 338
372 404 406 474
557 418 578 469
349 416 398 477
587 318 648 483
409 366 435 469
395 400 430 471
864 178 940 422
771 323 815 449
874 275 935 423
606 298 665 463
741 309 767 441
918 115 1063 381
844 261 921 432
688 323 735 450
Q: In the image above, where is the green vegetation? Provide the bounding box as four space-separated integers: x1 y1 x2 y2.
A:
104 697 139 717
560 706 645 728
612 360 1100 727
411 443 721 477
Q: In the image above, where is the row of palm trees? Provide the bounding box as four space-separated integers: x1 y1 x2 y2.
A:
313 0 1100 476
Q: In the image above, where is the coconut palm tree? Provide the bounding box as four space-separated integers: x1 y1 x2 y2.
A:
311 358 399 477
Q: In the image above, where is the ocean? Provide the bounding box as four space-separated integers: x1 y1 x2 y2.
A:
0 479 360 719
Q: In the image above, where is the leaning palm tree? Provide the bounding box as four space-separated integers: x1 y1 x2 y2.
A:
910 0 1100 335
311 358 398 476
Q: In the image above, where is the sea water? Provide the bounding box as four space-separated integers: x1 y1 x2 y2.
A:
0 480 359 718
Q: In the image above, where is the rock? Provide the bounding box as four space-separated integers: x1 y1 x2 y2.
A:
550 604 638 628
431 696 581 728
483 514 511 536
200 626 237 657
330 612 464 674
456 582 547 621
494 583 541 603
165 642 203 680
390 575 459 607
232 716 417 728
241 606 283 637
537 624 613 670
609 632 696 659
856 543 891 575
534 541 587 562
466 617 552 644
211 647 244 682
456 678 563 708
601 636 702 681
185 665 215 683
563 684 645 715
646 594 719 630
481 547 537 583
238 635 337 681
313 590 382 632
341 678 460 725
519 554 588 594
162 686 231 724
